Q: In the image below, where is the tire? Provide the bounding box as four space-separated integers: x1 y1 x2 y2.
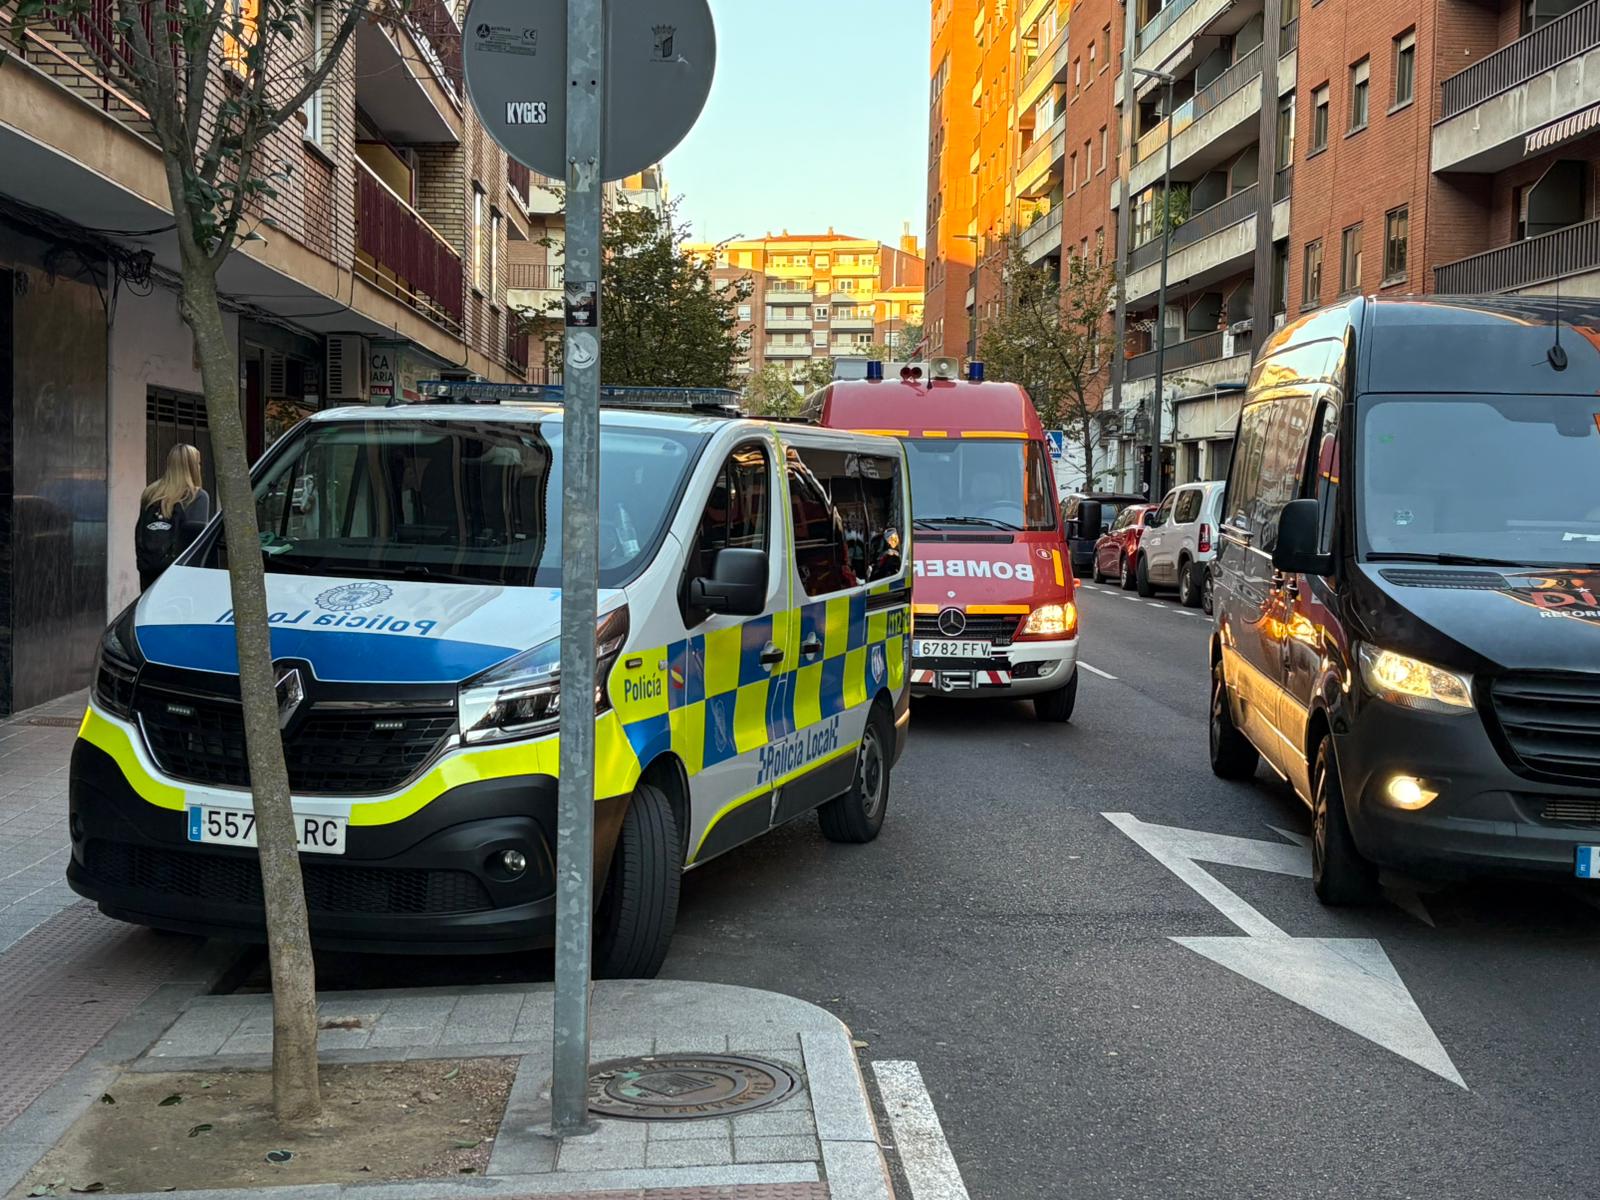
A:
1312 740 1379 906
1136 554 1155 597
1034 669 1078 722
1209 658 1260 780
819 704 892 843
594 782 682 979
1118 553 1136 591
1178 558 1201 608
1201 566 1214 616
1093 555 1108 584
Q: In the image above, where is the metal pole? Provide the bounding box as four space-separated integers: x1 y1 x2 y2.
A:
551 0 604 1138
1148 75 1174 501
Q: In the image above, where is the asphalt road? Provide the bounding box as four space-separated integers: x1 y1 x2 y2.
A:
300 581 1600 1198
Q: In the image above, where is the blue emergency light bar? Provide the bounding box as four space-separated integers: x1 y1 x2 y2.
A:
413 380 742 415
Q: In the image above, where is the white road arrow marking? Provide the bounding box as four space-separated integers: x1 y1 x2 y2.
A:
1103 811 1466 1088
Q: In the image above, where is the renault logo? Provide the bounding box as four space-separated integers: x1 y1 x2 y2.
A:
275 666 305 730
936 607 967 637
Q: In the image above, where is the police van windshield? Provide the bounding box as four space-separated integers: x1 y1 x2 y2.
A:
210 419 704 587
1360 394 1600 567
905 439 1057 531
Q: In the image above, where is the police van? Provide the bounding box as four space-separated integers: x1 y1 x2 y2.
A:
67 386 912 977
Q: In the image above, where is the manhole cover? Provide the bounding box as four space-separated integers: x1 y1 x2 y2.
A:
587 1054 800 1120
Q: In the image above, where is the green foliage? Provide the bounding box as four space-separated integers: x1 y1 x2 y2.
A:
536 200 750 388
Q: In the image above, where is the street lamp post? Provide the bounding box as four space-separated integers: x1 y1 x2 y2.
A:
1135 66 1177 501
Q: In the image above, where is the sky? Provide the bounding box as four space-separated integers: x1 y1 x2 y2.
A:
663 0 930 250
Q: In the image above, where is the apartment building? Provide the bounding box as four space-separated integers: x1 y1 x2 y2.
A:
686 231 925 376
0 1 530 712
925 0 983 357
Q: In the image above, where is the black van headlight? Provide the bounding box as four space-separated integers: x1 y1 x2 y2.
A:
457 607 630 745
1357 644 1473 715
93 605 143 718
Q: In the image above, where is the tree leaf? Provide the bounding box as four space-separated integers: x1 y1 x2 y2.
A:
158 1094 183 1107
452 1139 480 1150
442 1065 460 1080
188 1124 214 1137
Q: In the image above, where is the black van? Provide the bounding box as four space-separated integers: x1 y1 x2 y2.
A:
1209 296 1600 903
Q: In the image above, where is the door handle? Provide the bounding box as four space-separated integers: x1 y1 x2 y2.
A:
759 642 785 668
800 636 824 660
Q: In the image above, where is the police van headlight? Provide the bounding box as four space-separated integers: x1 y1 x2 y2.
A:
458 607 630 744
93 604 143 718
1017 602 1078 639
1357 643 1474 715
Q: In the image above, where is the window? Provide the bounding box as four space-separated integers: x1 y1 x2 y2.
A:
814 305 829 320
684 442 771 622
815 255 830 268
1098 126 1108 172
472 185 486 292
1174 488 1203 524
1392 29 1415 108
489 208 501 300
1074 58 1082 89
1069 151 1078 191
1224 401 1271 533
787 451 856 596
1348 58 1369 132
1306 400 1340 556
1083 141 1092 180
301 0 327 145
1103 23 1112 66
1340 223 1363 293
737 304 752 322
812 330 828 347
1088 41 1097 69
1302 239 1323 306
1384 205 1408 282
1311 84 1329 153
1276 94 1295 169
791 446 904 588
222 0 259 71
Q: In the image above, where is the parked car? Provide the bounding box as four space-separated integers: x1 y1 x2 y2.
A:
1092 503 1155 590
1136 480 1225 608
1062 491 1146 575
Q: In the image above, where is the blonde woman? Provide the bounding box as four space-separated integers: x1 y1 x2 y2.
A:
135 444 211 590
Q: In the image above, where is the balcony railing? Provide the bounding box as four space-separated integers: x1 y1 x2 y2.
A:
355 160 464 331
507 160 530 207
505 310 528 375
1018 22 1069 100
1136 0 1201 52
1434 217 1600 294
1129 184 1259 272
1439 0 1600 119
1019 114 1067 177
407 0 464 98
509 261 563 291
1020 206 1065 254
1134 44 1263 165
1125 329 1240 380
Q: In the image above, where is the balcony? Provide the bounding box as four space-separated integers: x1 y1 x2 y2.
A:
1434 217 1600 294
1122 171 1291 307
506 261 563 314
832 315 875 331
504 309 529 377
1017 114 1068 199
1018 23 1071 112
1135 0 1229 73
509 162 563 216
764 342 812 358
765 316 812 330
1020 206 1064 263
1434 0 1600 173
1134 44 1262 169
352 0 463 142
766 263 814 278
355 160 464 333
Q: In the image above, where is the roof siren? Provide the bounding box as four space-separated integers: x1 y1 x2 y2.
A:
930 356 962 381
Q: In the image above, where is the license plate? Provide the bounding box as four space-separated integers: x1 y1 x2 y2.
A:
187 806 347 855
1577 846 1600 880
913 639 992 659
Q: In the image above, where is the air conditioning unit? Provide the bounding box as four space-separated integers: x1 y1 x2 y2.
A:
325 335 367 401
265 351 287 398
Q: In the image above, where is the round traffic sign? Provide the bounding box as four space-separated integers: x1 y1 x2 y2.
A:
462 0 716 183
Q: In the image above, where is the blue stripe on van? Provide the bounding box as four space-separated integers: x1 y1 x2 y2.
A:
135 624 518 684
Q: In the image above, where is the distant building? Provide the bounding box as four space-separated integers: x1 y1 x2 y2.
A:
684 229 925 377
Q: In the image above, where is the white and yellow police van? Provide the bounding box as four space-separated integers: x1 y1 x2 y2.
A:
67 386 911 977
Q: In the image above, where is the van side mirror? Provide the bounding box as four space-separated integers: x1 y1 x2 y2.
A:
690 548 769 616
1077 506 1104 541
1272 499 1334 576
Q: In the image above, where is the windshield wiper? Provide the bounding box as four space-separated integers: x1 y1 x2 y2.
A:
914 516 1019 530
1366 551 1578 570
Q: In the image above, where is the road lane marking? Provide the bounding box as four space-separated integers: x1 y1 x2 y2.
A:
872 1060 970 1199
1102 812 1466 1088
1080 662 1118 680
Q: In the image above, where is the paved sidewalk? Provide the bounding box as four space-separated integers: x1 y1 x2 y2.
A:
4 980 896 1200
0 690 85 951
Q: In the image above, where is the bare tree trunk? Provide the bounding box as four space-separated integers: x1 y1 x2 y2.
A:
179 267 321 1126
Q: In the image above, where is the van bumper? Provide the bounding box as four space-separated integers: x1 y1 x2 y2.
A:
910 638 1079 699
66 740 621 954
1337 705 1600 880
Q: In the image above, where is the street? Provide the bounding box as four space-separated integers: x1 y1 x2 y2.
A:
277 582 1600 1198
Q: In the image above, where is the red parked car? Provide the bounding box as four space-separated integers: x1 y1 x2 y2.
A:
1092 503 1155 591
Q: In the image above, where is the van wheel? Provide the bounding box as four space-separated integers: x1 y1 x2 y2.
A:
1312 740 1379 906
1135 554 1155 597
1209 658 1259 780
1178 559 1202 608
1201 567 1215 616
1034 669 1078 722
1118 554 1136 591
819 704 892 844
594 782 681 979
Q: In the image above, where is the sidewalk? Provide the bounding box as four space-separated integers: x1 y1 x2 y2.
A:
3 980 895 1200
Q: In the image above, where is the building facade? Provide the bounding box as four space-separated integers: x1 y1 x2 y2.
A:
0 1 531 712
684 231 925 377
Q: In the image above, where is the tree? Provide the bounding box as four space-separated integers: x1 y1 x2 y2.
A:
10 0 416 1124
978 235 1119 490
743 362 805 417
536 200 749 388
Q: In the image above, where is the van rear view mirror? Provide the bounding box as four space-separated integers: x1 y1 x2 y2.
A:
690 548 768 616
1077 505 1104 541
1271 499 1334 576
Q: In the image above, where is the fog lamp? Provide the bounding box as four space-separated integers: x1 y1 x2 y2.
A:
499 849 528 875
1385 775 1439 811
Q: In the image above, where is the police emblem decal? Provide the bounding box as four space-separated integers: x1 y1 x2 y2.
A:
314 582 395 612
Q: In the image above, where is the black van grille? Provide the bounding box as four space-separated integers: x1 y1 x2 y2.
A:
135 688 456 795
86 840 492 914
912 614 1021 647
1489 673 1600 783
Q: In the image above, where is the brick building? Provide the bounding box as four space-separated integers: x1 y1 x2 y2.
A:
925 0 984 358
0 0 532 712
